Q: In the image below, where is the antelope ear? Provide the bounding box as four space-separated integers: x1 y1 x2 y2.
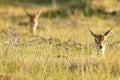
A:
24 9 31 17
88 28 98 38
35 11 42 18
104 28 112 37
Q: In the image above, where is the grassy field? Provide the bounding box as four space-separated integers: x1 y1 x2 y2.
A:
0 1 120 80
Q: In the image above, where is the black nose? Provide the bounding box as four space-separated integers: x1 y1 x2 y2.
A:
99 45 102 49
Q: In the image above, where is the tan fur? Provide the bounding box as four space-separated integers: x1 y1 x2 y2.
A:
25 10 41 35
89 28 112 56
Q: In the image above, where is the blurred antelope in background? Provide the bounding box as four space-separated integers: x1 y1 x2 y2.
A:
89 28 112 56
25 9 42 36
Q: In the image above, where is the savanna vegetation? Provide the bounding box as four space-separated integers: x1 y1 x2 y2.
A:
0 0 120 80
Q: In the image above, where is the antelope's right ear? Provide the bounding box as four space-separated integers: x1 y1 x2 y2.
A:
36 11 42 16
88 28 98 38
35 11 42 18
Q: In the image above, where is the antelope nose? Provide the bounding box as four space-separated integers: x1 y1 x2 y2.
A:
99 45 102 49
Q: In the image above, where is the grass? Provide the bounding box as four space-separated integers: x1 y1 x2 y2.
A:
0 2 120 80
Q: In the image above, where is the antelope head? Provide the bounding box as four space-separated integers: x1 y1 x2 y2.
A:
25 9 42 35
89 28 112 56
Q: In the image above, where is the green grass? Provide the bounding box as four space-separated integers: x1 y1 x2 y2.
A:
0 2 120 80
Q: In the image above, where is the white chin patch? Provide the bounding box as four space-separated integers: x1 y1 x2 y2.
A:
98 48 105 56
99 49 103 53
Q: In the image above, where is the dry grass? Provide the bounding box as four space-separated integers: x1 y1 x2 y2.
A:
0 4 120 80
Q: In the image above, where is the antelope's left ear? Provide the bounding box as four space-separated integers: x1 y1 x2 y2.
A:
24 9 31 17
104 28 112 37
88 28 98 38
